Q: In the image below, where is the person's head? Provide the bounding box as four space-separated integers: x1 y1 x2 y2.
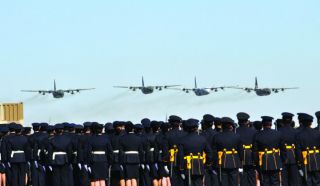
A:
14 124 23 134
141 118 151 133
213 117 222 132
113 121 125 134
168 115 182 129
201 114 214 130
253 121 262 131
92 122 103 134
22 127 32 136
161 122 171 133
185 119 199 133
0 125 9 137
32 123 41 132
281 112 294 126
125 122 134 133
40 123 49 133
47 125 55 135
221 117 234 131
83 122 92 134
236 112 250 127
151 121 161 133
261 116 274 129
75 125 83 134
134 124 144 134
300 113 313 128
54 124 64 134
104 123 114 134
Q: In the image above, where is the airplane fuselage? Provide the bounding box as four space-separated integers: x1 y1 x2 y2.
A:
52 90 65 98
194 89 210 96
255 88 271 96
141 87 154 94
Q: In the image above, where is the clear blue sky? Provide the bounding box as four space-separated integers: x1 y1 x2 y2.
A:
0 0 319 125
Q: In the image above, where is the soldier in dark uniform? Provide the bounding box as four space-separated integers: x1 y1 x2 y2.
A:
141 118 153 186
110 121 126 186
119 122 144 186
133 124 148 186
5 124 31 186
47 124 73 186
33 123 49 186
167 115 187 186
279 112 300 186
253 116 285 186
296 113 305 132
200 114 218 186
77 122 93 186
155 122 171 186
212 117 242 186
146 121 161 186
295 113 320 185
166 115 186 186
28 123 42 186
0 125 8 186
88 123 113 186
42 125 55 186
236 112 257 186
177 118 213 186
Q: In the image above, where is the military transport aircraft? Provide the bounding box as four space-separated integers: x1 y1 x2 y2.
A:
21 80 95 98
114 77 180 94
233 77 298 96
171 77 233 96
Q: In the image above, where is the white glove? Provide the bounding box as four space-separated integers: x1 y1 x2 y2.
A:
280 168 283 171
84 164 88 171
212 170 218 175
78 163 82 170
239 168 243 173
42 166 46 172
299 169 304 177
155 163 158 170
7 162 11 168
181 174 186 180
146 165 150 171
164 166 170 174
34 161 38 169
49 166 53 171
120 165 124 171
88 167 92 173
141 164 145 170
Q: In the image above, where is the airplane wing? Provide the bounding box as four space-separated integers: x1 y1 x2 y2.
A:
113 86 144 90
230 87 256 92
203 86 234 91
151 85 180 90
167 87 194 93
270 87 299 92
64 88 95 93
21 90 52 93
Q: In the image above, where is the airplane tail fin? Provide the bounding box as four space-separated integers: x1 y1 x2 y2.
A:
194 77 198 88
54 80 57 91
142 76 145 87
255 77 258 89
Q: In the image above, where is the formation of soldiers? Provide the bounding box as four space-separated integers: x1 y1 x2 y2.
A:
0 111 320 186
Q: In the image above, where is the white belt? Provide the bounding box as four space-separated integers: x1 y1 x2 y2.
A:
113 150 119 154
125 151 139 155
52 152 67 160
11 150 24 158
150 148 155 152
73 152 77 155
92 151 105 155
